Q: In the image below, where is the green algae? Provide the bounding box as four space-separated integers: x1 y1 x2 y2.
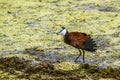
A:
0 0 120 79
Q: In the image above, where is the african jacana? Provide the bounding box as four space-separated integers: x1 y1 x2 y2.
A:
57 27 97 63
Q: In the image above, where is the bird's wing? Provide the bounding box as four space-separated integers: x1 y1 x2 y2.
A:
68 32 89 41
68 32 90 48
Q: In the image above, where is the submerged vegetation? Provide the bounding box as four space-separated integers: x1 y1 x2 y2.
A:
0 0 120 79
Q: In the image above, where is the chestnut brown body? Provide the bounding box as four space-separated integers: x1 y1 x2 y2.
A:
64 32 97 51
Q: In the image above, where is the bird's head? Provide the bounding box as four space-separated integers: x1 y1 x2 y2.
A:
57 27 67 36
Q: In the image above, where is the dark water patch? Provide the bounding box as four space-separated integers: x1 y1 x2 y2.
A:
25 19 50 28
98 6 120 12
41 51 58 62
0 54 7 58
81 3 120 12
27 5 43 9
81 3 98 11
26 20 36 25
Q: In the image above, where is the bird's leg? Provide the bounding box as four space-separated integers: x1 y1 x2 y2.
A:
74 49 82 62
82 50 85 63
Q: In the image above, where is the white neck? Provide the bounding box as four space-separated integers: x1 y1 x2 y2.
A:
60 29 67 36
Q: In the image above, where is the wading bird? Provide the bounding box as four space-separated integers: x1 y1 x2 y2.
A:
57 27 97 63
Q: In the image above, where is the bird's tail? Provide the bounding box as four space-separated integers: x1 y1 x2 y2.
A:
83 38 97 51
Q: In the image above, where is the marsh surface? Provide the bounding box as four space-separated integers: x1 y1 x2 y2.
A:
0 0 120 79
